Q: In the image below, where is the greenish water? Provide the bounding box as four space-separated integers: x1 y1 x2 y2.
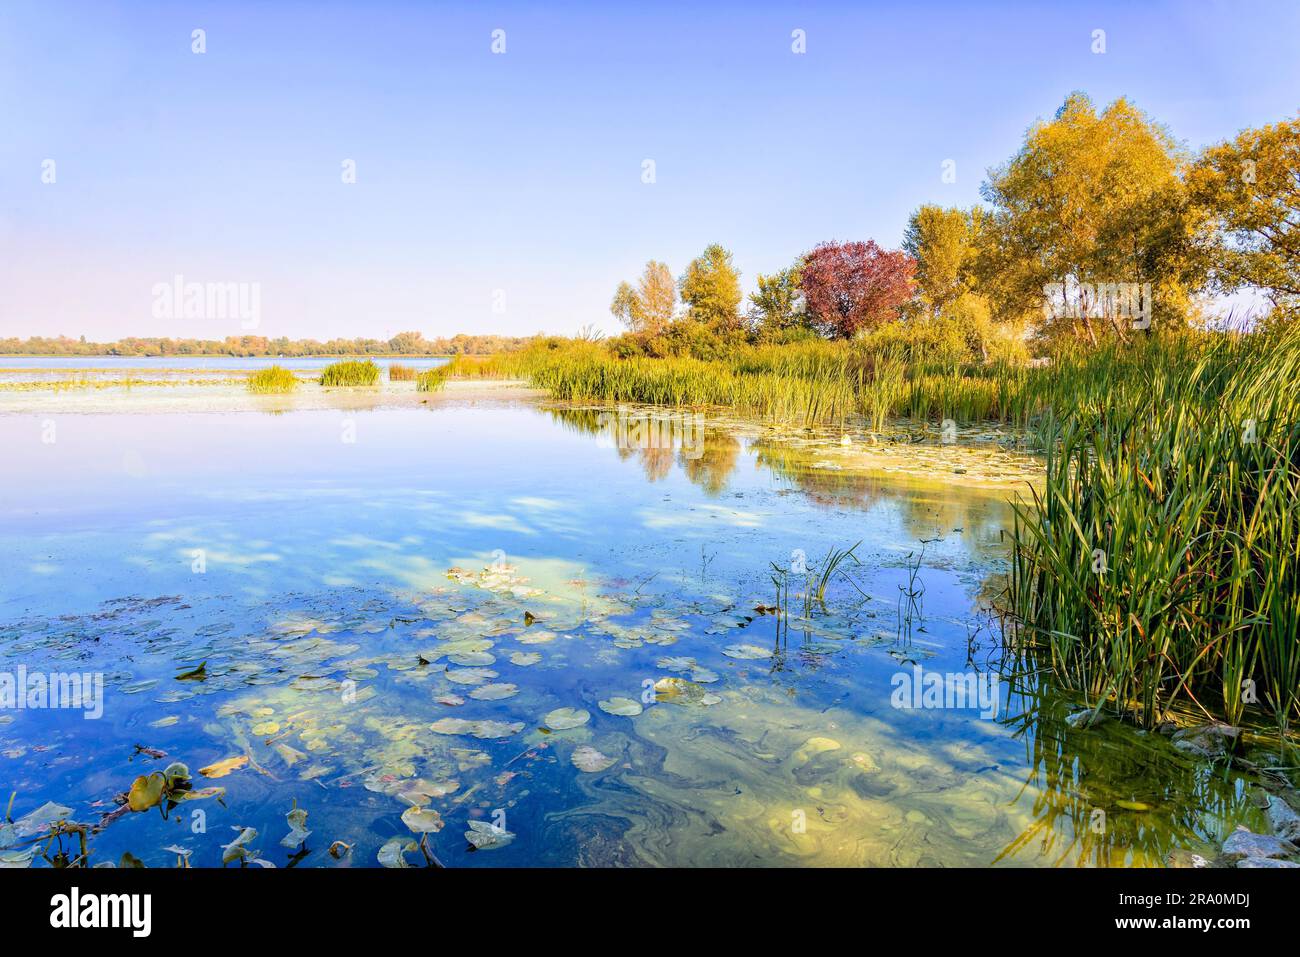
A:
0 394 1269 867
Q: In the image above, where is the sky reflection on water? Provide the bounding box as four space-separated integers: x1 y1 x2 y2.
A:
0 400 1265 867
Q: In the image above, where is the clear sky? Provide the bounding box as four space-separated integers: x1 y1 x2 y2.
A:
2 0 1297 341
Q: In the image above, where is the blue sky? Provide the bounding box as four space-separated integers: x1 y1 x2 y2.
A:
2 0 1297 340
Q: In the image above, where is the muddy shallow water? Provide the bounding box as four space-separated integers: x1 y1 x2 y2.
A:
0 386 1270 867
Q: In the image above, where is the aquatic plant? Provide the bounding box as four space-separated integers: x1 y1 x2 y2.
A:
319 359 380 386
246 365 298 393
387 363 417 381
416 365 452 392
1004 326 1300 733
488 339 1037 427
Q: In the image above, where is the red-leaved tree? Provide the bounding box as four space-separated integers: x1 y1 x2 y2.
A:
801 240 916 338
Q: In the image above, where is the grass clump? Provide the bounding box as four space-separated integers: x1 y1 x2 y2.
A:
319 359 380 387
416 364 452 392
246 365 298 393
387 363 417 381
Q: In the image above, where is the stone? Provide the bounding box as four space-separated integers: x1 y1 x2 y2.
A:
1166 848 1211 868
1221 825 1297 861
1064 709 1104 729
1266 794 1300 843
1236 857 1299 868
1171 723 1240 758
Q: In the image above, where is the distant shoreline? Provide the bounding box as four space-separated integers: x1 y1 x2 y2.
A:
0 353 460 359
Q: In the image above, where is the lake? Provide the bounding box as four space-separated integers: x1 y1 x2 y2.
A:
0 375 1265 867
0 356 451 385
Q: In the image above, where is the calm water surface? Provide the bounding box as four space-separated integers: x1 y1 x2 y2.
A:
0 392 1264 867
0 356 449 383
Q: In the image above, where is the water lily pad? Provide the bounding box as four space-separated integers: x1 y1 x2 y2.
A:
470 720 524 739
598 697 643 717
465 820 515 850
401 806 445 834
430 717 524 739
377 837 413 867
446 667 498 685
571 745 617 773
469 682 519 701
127 773 167 812
722 643 771 660
448 651 496 666
510 652 542 666
430 718 476 735
544 707 590 730
13 801 74 837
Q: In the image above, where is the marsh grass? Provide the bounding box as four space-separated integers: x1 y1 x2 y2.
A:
415 365 452 392
1004 328 1300 733
246 365 299 393
387 363 417 381
319 359 380 387
495 340 1038 427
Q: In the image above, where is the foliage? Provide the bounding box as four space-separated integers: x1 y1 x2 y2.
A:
747 261 807 336
903 205 988 315
679 244 744 330
610 261 677 335
800 240 916 338
980 93 1209 343
1187 117 1300 312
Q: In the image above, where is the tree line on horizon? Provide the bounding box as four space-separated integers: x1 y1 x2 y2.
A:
607 92 1298 360
0 331 536 358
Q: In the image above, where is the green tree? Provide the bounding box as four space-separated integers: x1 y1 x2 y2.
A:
981 93 1209 345
610 260 677 334
680 244 743 330
1188 117 1300 315
903 205 987 315
747 261 805 335
903 205 1010 361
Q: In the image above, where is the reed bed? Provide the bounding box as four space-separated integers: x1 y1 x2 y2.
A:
319 359 380 386
1005 328 1300 732
246 365 299 393
494 340 1043 427
387 363 417 381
